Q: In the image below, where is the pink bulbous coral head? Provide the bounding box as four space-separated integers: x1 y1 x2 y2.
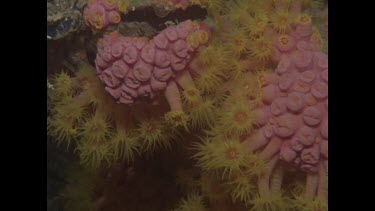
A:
95 20 211 125
241 18 328 204
84 0 121 30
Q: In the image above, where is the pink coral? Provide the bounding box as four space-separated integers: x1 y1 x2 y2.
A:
95 21 211 114
242 23 328 201
84 0 121 30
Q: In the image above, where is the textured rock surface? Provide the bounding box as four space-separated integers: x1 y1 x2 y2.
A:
47 0 87 39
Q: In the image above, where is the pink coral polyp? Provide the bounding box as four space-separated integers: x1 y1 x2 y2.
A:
141 44 156 64
123 46 139 64
112 60 129 78
133 60 153 82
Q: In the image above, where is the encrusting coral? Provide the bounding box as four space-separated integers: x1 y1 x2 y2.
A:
47 0 328 210
84 0 122 30
95 20 212 126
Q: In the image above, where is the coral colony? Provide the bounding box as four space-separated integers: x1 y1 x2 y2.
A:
47 0 328 210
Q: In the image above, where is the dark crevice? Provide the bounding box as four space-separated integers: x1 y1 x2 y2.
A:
122 5 208 31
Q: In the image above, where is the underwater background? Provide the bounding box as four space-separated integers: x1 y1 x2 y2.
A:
47 0 328 210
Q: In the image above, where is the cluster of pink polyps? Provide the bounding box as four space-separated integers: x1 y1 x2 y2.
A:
95 20 211 111
242 17 328 201
83 0 121 30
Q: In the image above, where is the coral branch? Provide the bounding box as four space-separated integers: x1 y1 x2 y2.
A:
270 164 284 194
305 173 319 200
164 81 183 112
242 131 270 153
317 162 328 201
258 154 279 198
176 70 195 90
259 137 282 161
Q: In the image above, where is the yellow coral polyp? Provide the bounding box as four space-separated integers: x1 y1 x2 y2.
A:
174 193 208 211
197 44 230 67
110 131 139 163
53 72 74 96
187 98 216 129
187 33 200 49
226 2 249 24
198 30 209 45
228 59 250 79
165 111 188 128
228 72 263 109
195 66 224 94
218 102 254 137
270 10 293 33
192 138 250 179
225 28 250 56
137 119 173 152
250 37 274 61
79 113 112 143
182 86 202 105
81 76 113 107
118 0 130 14
297 14 312 25
76 138 112 169
246 15 269 37
226 174 256 203
52 96 86 122
47 116 78 147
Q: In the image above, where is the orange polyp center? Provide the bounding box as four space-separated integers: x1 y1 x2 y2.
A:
91 123 102 131
278 17 287 25
198 30 209 44
299 15 310 25
173 115 182 121
112 13 120 23
146 124 156 132
279 36 289 45
93 16 104 29
226 148 238 159
234 111 248 124
187 89 197 96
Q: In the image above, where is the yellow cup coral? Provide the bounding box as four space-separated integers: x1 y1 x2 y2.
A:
187 33 200 49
